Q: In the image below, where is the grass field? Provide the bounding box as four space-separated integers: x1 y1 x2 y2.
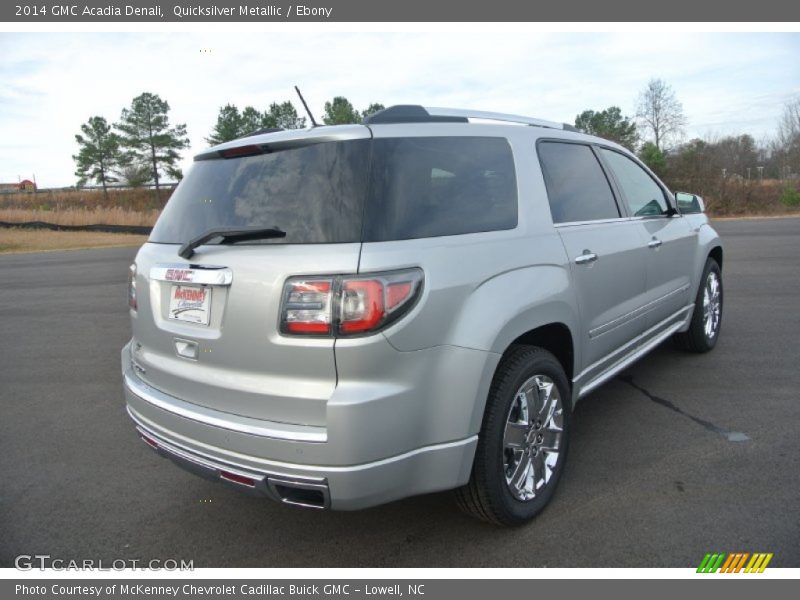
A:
0 228 147 254
0 207 160 227
0 187 171 211
0 187 165 229
665 178 800 216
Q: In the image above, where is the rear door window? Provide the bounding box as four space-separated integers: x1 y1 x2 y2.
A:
599 148 669 216
538 141 620 224
363 137 518 241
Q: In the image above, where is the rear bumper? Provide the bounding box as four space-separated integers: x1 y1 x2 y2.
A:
122 342 485 510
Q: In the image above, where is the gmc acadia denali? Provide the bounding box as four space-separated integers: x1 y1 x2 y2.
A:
122 105 723 525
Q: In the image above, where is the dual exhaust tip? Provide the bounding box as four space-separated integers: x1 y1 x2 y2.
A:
139 432 330 510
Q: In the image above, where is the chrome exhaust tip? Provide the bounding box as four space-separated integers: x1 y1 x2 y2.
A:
267 477 330 509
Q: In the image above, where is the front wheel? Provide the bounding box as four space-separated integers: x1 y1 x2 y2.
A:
455 345 571 526
674 258 723 353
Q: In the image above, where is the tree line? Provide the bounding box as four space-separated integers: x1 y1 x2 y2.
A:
205 97 385 143
73 95 385 198
75 84 799 207
571 78 800 205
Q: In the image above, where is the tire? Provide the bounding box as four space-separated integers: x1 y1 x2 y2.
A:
673 258 723 353
455 345 571 526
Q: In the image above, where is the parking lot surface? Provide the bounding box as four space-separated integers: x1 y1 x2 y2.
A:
1 217 798 567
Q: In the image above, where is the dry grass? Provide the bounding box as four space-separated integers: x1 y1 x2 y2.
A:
0 207 159 227
0 188 165 227
0 187 171 211
0 228 147 254
665 178 800 217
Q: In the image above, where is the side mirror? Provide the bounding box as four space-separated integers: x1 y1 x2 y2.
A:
675 191 705 214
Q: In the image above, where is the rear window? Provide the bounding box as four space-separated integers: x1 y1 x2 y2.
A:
363 137 517 241
149 140 371 244
149 136 517 245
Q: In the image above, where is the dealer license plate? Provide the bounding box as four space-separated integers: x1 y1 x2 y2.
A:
168 285 211 325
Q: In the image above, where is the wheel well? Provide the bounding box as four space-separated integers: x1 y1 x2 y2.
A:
508 323 574 382
709 246 723 270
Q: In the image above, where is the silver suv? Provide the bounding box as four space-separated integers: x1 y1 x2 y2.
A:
122 105 723 525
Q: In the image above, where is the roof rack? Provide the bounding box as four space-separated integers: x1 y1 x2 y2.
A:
364 105 575 131
426 107 567 130
363 105 468 125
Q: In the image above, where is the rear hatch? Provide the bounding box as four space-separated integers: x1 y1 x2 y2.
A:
129 126 370 427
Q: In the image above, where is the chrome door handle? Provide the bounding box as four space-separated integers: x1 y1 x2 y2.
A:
648 239 663 249
575 252 598 265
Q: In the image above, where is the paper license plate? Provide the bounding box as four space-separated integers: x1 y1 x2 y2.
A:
168 285 211 325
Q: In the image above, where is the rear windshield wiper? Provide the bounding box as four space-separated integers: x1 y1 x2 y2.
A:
178 226 287 259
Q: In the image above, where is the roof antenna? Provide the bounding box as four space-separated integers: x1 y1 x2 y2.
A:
294 86 318 128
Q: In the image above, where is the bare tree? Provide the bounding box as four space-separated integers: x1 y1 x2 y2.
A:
776 97 800 175
777 97 800 146
636 78 687 151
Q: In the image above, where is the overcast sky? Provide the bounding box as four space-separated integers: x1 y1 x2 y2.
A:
1 32 798 187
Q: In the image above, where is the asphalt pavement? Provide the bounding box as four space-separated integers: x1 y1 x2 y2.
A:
1 217 799 568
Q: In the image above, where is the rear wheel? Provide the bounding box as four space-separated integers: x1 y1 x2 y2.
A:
455 345 571 526
674 258 722 353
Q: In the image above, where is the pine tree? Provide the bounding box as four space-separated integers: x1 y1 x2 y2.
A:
263 101 306 129
206 104 243 145
116 92 189 199
73 116 121 200
322 97 362 125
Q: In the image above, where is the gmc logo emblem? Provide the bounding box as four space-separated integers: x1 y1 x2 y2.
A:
165 269 194 282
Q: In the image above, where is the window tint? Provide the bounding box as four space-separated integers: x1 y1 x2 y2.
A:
538 142 619 224
150 137 517 246
363 137 517 241
149 140 370 244
599 148 668 216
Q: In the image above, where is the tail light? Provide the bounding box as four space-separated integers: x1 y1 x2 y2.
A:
128 263 137 311
280 269 423 337
282 279 333 334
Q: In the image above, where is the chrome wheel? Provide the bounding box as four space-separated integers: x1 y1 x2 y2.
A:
703 271 721 339
503 374 564 501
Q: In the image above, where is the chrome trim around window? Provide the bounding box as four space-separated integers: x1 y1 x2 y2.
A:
553 217 630 228
554 214 678 228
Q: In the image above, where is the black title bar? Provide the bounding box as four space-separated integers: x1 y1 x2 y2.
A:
4 0 800 22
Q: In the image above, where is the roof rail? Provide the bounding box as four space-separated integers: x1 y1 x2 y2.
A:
425 107 567 130
363 105 573 130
